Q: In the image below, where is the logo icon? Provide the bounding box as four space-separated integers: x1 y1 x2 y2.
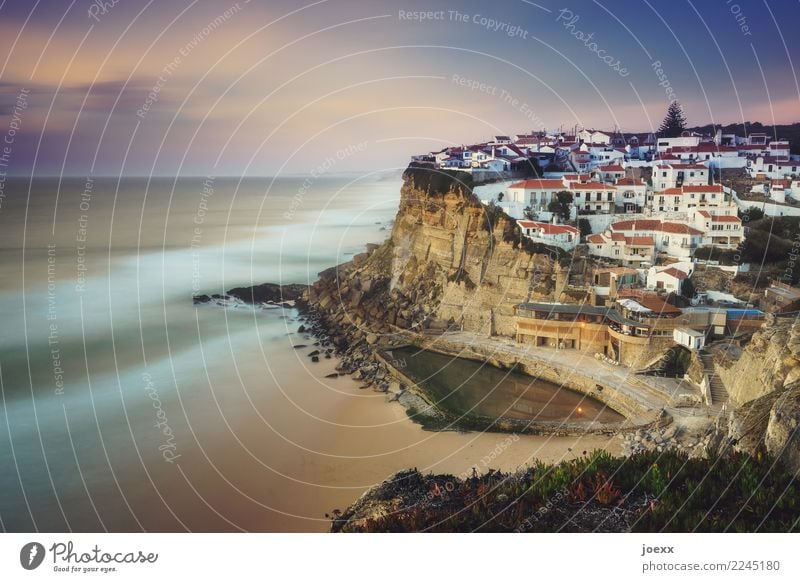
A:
20 542 45 570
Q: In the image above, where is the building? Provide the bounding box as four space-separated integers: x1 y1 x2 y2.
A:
748 156 800 180
606 219 704 259
691 211 743 248
646 265 691 294
594 164 626 183
586 231 655 267
673 327 705 351
570 182 616 213
651 163 709 191
506 179 568 212
517 220 579 250
613 178 647 212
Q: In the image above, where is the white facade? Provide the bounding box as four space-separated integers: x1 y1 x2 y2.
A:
674 327 705 351
517 220 579 250
655 135 701 153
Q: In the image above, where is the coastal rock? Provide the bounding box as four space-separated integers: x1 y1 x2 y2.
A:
765 384 800 476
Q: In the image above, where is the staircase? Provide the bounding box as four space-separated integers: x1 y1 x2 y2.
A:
700 352 729 405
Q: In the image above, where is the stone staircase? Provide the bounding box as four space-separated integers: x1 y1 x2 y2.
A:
700 352 729 405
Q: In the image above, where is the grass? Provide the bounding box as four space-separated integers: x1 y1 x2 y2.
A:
332 449 800 532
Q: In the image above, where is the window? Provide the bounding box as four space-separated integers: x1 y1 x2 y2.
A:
662 172 667 177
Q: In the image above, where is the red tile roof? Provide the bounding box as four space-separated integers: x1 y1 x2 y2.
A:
711 215 741 223
682 184 723 193
508 179 565 189
610 219 703 235
587 233 606 244
598 164 625 172
626 236 655 246
615 178 643 186
569 181 615 190
660 267 689 280
517 220 578 235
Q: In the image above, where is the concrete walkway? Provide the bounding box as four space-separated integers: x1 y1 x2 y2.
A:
422 331 716 431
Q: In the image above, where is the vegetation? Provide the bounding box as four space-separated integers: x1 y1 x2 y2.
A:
658 101 688 138
332 449 800 532
547 190 573 222
523 206 536 220
578 218 592 237
403 164 475 197
740 206 765 222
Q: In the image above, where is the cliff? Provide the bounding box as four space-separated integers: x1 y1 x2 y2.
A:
716 317 800 406
712 317 800 476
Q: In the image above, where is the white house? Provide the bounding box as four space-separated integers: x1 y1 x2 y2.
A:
594 164 626 183
655 133 701 153
647 265 691 294
674 327 705 351
576 129 610 145
614 178 647 213
608 219 704 259
507 179 568 212
517 220 579 250
691 211 743 248
570 182 616 214
651 163 709 192
586 231 655 267
748 156 800 180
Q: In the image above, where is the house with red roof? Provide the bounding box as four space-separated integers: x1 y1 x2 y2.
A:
507 179 569 212
646 263 693 294
517 220 579 250
651 163 709 191
691 210 743 247
594 164 626 184
596 218 705 259
585 230 655 267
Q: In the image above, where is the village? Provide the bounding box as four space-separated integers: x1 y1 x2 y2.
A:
409 113 800 406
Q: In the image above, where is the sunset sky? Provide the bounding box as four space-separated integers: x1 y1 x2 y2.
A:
0 0 797 176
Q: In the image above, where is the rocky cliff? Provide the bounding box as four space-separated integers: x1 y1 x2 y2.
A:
304 167 589 345
713 317 800 475
716 317 800 406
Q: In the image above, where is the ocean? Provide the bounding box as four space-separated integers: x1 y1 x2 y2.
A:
0 176 614 532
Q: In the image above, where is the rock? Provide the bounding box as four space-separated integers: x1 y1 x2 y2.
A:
311 356 320 363
325 373 338 379
765 384 800 476
192 294 211 304
366 333 378 345
352 370 363 381
308 350 320 357
293 344 308 349
298 325 306 333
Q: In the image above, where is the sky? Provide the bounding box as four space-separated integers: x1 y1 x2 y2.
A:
0 0 798 176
